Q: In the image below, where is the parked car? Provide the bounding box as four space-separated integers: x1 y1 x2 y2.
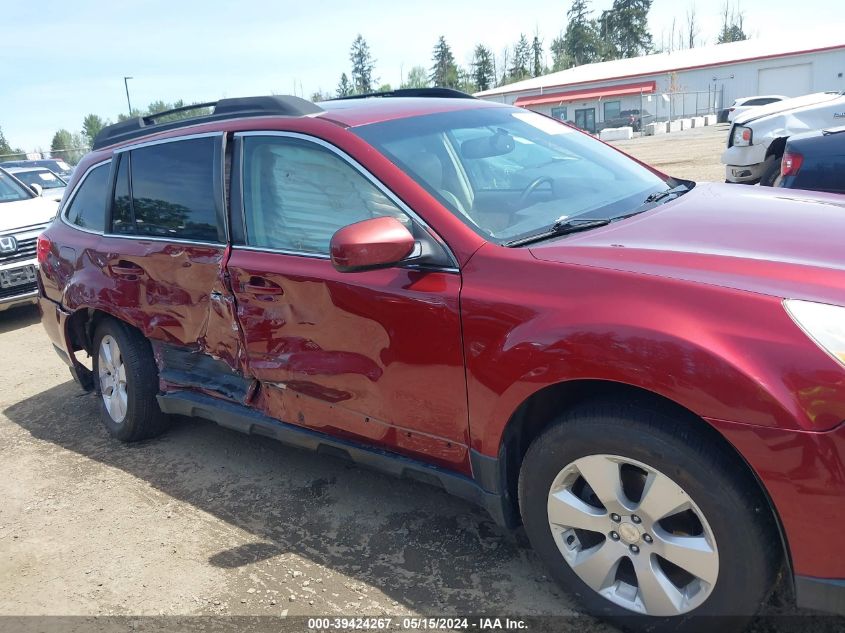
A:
721 90 845 185
5 166 68 201
0 167 59 311
602 108 642 132
37 91 845 629
0 158 73 181
726 95 788 122
776 125 845 194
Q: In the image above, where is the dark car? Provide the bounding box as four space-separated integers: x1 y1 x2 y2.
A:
0 158 73 181
602 108 641 132
36 90 845 629
777 125 845 194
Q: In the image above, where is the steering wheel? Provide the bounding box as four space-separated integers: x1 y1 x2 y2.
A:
518 176 554 206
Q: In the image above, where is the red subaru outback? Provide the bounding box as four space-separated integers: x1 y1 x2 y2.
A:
37 90 845 629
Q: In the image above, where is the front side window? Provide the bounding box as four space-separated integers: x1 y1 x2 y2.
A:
241 136 408 255
604 100 621 121
65 163 110 231
110 137 221 242
0 169 33 203
354 107 672 244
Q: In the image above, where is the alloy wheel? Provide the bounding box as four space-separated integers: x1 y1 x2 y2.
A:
98 334 128 423
547 454 719 616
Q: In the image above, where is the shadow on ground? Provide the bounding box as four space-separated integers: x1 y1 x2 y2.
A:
3 380 577 618
0 304 39 334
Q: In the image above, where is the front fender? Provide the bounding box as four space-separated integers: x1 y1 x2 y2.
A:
460 247 845 457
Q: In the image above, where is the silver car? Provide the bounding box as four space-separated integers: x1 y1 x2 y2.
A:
5 166 68 202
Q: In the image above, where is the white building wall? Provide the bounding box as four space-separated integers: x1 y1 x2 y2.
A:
487 47 845 130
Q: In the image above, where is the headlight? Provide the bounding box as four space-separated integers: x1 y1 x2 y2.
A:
784 299 845 367
732 125 752 146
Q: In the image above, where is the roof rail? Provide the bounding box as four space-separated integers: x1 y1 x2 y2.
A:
92 96 323 150
330 87 476 101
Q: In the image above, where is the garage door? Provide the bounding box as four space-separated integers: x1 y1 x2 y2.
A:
758 63 812 96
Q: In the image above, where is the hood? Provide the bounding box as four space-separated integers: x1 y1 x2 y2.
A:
735 91 844 125
0 196 59 233
529 182 845 306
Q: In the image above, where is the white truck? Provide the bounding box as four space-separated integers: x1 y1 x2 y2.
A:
721 91 845 185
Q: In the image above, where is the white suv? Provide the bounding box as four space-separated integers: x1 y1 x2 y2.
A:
721 91 845 185
0 168 59 311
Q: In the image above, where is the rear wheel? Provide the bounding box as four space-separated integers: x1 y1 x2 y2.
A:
518 402 779 632
93 319 169 442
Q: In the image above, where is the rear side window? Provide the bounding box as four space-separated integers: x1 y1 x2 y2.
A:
745 98 780 106
110 137 221 242
240 136 408 255
65 163 110 232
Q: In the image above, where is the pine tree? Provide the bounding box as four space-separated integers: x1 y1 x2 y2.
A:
564 0 601 66
550 34 570 71
531 33 544 77
471 45 496 91
430 36 459 88
717 1 748 43
606 0 653 58
350 35 376 94
509 34 531 81
0 126 25 160
336 73 353 97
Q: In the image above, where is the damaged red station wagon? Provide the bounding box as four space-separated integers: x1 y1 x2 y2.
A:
37 90 845 629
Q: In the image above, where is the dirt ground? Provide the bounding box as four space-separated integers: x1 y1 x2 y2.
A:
608 123 730 182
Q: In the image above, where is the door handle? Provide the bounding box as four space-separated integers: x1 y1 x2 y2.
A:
243 276 284 295
109 260 144 277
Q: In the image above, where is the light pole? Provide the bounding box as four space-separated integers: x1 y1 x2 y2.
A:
123 76 133 115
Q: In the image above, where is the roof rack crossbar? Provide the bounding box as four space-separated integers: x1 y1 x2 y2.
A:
330 87 476 101
92 95 323 151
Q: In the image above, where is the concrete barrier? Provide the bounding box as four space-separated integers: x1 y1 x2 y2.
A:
704 114 717 126
599 127 634 141
643 122 666 136
690 116 705 128
667 120 682 133
678 118 692 130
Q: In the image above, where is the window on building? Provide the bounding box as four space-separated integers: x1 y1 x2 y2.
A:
241 136 409 255
551 106 567 121
110 137 221 242
603 101 622 121
65 163 110 232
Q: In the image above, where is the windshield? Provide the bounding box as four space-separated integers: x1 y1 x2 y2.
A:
0 169 34 203
13 169 66 189
354 107 672 244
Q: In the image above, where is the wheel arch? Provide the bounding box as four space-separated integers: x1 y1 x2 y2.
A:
495 378 792 583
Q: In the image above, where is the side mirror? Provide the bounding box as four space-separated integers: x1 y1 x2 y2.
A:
30 183 43 196
330 216 416 273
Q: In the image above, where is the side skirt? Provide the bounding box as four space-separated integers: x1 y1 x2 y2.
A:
157 390 514 527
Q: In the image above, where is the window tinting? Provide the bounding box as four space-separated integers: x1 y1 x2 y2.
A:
111 153 132 233
65 163 109 231
112 137 220 241
603 100 621 121
242 136 408 255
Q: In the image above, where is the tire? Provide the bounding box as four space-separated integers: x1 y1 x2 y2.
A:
759 155 782 187
92 318 169 442
518 401 779 633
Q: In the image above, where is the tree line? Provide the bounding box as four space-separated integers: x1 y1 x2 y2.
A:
322 0 748 98
2 1 749 165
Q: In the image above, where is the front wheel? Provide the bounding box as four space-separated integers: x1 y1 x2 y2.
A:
518 402 779 632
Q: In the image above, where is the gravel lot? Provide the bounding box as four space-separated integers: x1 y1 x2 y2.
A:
609 122 730 182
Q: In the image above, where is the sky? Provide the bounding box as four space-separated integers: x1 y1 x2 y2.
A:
0 0 841 150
